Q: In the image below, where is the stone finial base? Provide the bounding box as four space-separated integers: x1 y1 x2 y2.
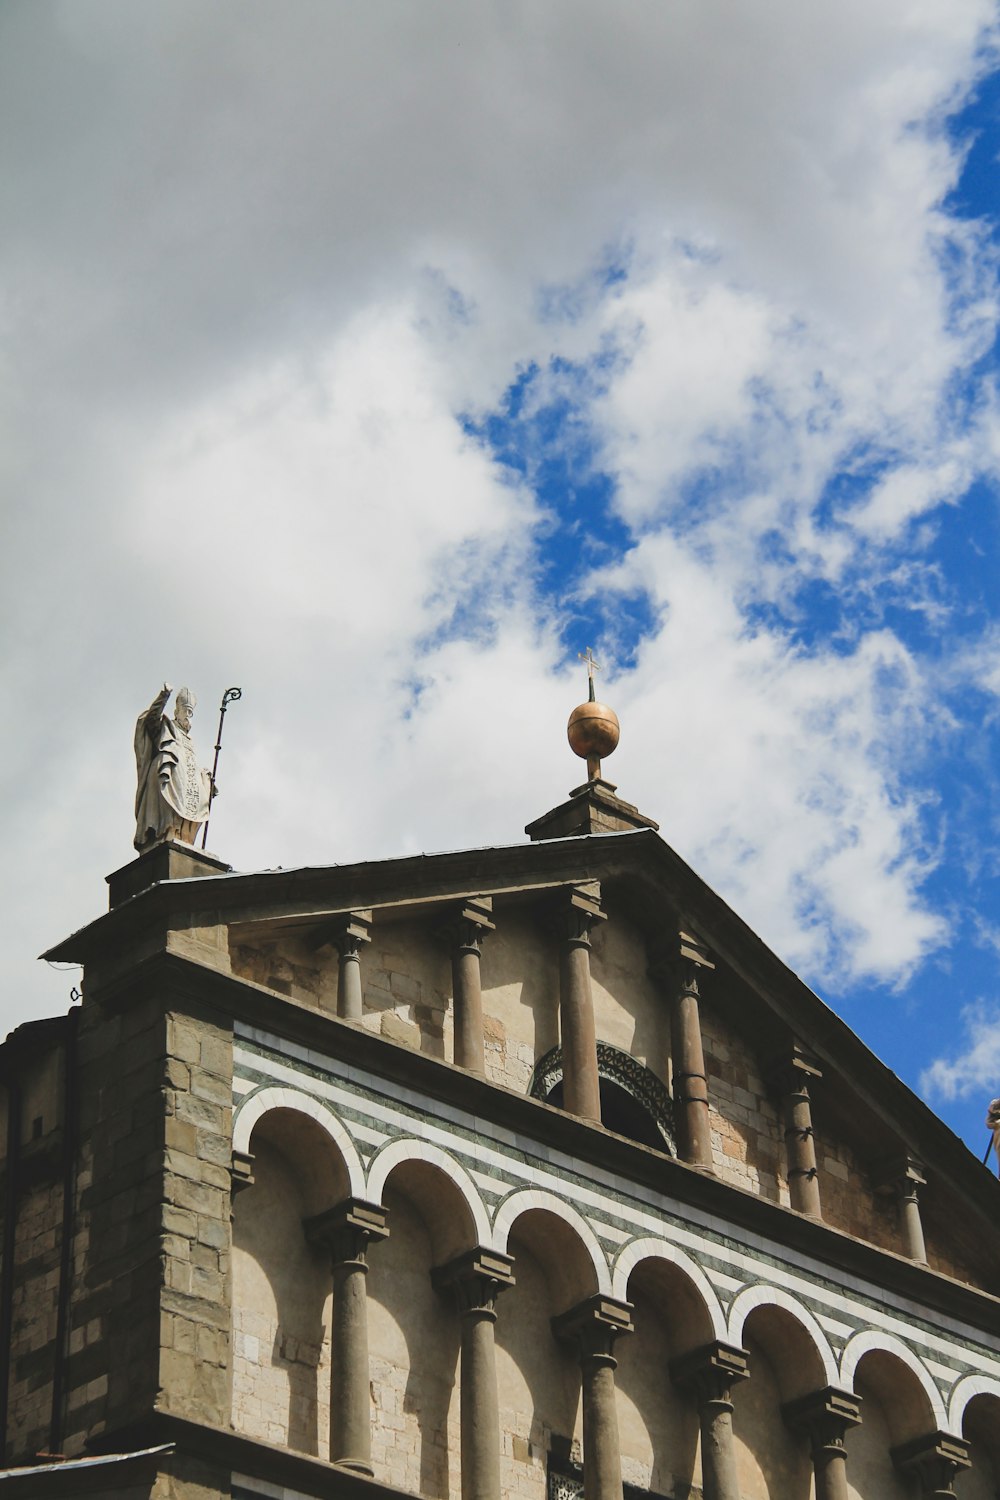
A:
525 779 659 841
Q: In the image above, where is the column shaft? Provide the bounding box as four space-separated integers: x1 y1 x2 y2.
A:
305 1199 388 1477
813 1445 849 1500
439 901 494 1076
581 1355 623 1500
552 1295 632 1500
460 1308 501 1500
700 1397 740 1500
900 1185 928 1264
330 1257 372 1471
671 1342 748 1500
433 1248 513 1500
650 934 715 1169
338 945 364 1021
783 1385 861 1500
671 969 712 1168
561 935 601 1121
454 944 486 1074
768 1049 823 1218
324 913 372 1022
785 1081 822 1216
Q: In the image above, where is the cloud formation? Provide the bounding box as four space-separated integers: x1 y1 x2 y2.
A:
2 1 999 1083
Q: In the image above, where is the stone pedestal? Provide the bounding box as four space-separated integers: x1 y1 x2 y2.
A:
552 1295 633 1500
433 1248 514 1500
306 1199 389 1474
437 900 495 1075
768 1045 823 1218
106 841 232 909
671 1342 749 1500
525 779 660 841
553 886 606 1124
783 1387 861 1500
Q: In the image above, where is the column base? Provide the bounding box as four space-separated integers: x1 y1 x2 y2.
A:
333 1457 375 1477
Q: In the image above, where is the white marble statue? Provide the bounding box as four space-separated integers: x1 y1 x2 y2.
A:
134 683 213 851
987 1099 1000 1175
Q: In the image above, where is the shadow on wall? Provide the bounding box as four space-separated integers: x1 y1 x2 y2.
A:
615 1260 702 1496
960 1393 1000 1496
232 1109 352 1457
367 1160 471 1500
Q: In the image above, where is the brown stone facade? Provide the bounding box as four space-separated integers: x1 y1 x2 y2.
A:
1 827 998 1495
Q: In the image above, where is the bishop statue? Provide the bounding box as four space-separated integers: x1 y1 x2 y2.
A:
134 683 214 851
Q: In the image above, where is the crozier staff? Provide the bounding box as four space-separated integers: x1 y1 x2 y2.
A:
134 683 213 851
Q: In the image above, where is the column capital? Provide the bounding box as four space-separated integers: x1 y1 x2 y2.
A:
312 910 373 957
648 930 715 984
304 1198 389 1265
892 1431 970 1496
670 1341 749 1410
783 1386 861 1453
873 1151 927 1195
765 1040 823 1096
552 1294 633 1362
550 883 607 945
432 1246 515 1318
435 896 496 952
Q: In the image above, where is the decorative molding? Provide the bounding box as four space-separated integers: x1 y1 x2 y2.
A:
530 1041 676 1155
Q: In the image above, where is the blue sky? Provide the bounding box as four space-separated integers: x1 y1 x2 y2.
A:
1 2 999 1159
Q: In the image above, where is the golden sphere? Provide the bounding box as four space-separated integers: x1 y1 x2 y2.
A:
567 700 620 761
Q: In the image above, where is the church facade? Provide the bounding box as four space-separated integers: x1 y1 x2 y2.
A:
1 751 999 1497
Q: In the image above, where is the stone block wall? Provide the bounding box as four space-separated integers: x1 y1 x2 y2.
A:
61 994 166 1454
57 991 234 1456
5 1170 63 1460
158 1006 234 1428
702 1009 788 1205
0 1032 67 1463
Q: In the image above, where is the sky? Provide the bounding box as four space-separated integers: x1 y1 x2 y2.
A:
2 1 999 1159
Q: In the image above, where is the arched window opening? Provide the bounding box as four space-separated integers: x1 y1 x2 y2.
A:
529 1043 676 1155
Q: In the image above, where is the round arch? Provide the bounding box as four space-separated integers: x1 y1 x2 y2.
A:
949 1373 1000 1435
365 1137 492 1247
530 1042 676 1154
839 1330 947 1431
492 1187 611 1294
232 1084 365 1198
611 1237 726 1341
727 1285 838 1389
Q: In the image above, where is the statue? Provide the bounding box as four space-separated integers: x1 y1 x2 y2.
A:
134 683 213 851
987 1099 1000 1175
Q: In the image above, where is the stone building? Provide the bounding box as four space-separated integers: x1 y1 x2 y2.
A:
1 703 1000 1498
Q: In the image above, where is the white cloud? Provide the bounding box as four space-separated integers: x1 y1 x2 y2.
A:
2 0 999 1037
922 1001 1000 1102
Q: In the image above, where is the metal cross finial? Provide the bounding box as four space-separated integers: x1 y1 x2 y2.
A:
579 647 600 703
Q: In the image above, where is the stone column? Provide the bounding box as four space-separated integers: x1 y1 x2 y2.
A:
767 1045 823 1218
437 899 495 1074
650 932 715 1170
892 1432 971 1497
305 1199 389 1474
321 911 372 1021
554 885 606 1123
433 1248 515 1500
783 1387 861 1500
552 1295 633 1500
670 1342 748 1500
875 1154 928 1264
